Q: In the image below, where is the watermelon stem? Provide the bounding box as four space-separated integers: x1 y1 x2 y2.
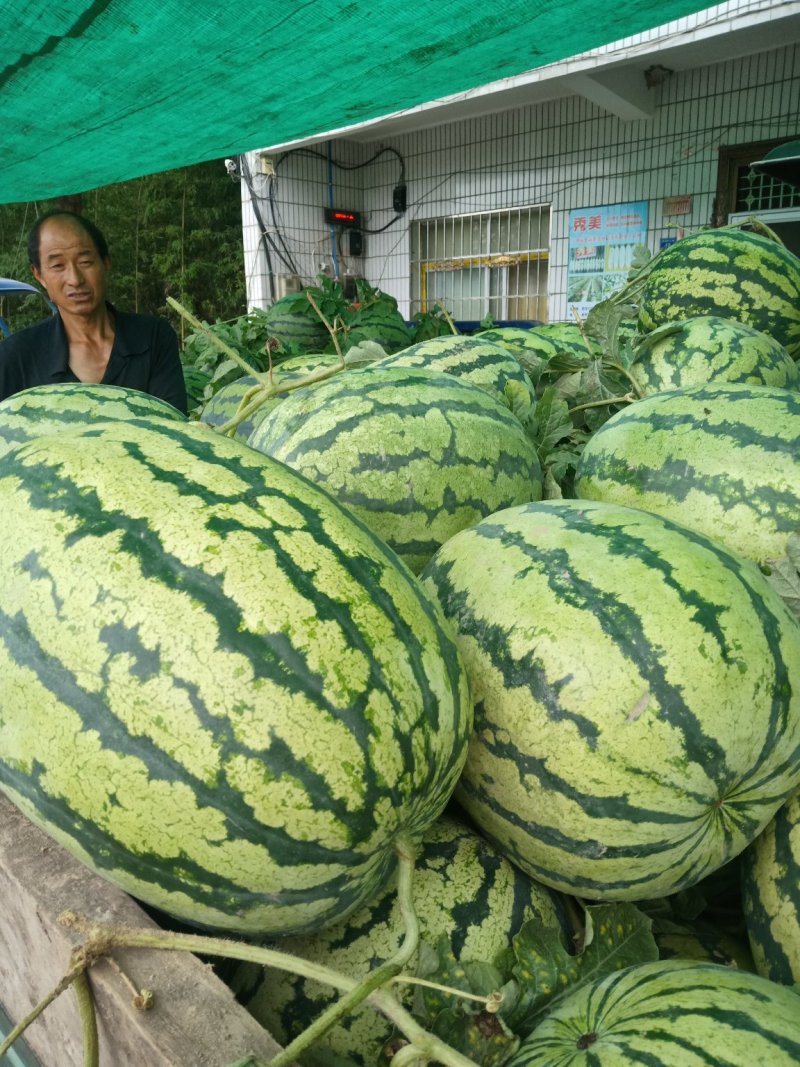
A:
0 950 97 1064
304 289 345 361
268 835 422 1066
53 904 483 1067
569 393 636 414
167 297 271 386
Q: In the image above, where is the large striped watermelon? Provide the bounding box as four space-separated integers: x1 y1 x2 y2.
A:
0 418 472 935
574 382 800 569
742 789 800 984
248 366 543 574
373 335 537 413
630 315 799 394
230 813 565 1067
420 499 800 901
637 227 800 359
507 960 800 1065
0 383 186 459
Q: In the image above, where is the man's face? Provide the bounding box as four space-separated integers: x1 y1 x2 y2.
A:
32 216 110 317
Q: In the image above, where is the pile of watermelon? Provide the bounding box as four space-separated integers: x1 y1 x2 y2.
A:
0 221 799 1066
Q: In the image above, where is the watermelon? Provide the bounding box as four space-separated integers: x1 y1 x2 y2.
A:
263 293 331 355
343 306 413 354
0 417 472 935
230 813 565 1067
742 789 800 984
248 365 543 574
574 382 800 570
200 355 342 441
637 227 800 359
507 960 800 1065
419 498 800 901
373 334 537 413
0 382 187 460
630 315 799 394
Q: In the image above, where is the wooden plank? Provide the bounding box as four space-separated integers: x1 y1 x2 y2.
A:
0 794 293 1067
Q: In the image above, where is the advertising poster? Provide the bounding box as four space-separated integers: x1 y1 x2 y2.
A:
567 201 649 319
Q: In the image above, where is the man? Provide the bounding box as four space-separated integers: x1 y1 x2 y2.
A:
0 210 188 414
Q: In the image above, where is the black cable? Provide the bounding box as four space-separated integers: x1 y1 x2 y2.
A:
267 174 302 277
276 146 407 234
238 154 299 293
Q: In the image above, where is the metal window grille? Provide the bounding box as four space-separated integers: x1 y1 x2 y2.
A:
736 167 800 213
410 206 550 323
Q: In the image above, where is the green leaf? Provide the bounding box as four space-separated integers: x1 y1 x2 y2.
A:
507 902 658 1036
343 339 387 365
504 379 535 422
528 387 574 465
763 533 800 620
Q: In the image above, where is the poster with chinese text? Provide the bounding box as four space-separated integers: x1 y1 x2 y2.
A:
567 201 649 319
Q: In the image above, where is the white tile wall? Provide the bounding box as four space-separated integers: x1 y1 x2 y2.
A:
241 39 799 322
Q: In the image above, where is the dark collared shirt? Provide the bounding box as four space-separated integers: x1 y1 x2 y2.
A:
0 305 188 415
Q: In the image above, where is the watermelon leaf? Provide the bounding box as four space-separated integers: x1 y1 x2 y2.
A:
506 902 658 1036
764 533 800 620
528 387 574 466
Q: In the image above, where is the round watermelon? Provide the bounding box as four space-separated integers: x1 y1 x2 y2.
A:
230 813 565 1067
0 417 472 935
420 498 800 901
263 293 331 355
507 960 800 1065
637 227 800 359
248 365 543 574
574 382 800 569
630 316 799 394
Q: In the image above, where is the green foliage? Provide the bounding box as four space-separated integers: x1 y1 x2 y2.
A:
399 902 658 1064
506 903 659 1036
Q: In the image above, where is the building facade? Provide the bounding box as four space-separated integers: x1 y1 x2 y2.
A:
239 1 800 324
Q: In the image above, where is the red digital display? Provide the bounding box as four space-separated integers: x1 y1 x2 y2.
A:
324 207 362 227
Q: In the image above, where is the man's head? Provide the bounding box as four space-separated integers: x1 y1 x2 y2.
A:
28 211 111 318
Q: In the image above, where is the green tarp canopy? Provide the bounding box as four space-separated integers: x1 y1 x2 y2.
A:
3 1 712 204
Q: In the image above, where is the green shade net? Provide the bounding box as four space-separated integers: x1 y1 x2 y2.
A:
3 0 712 204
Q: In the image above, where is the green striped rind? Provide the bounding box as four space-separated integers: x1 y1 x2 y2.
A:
637 228 800 358
507 960 800 1066
420 499 800 900
529 322 598 352
248 365 543 574
200 374 262 436
373 334 537 411
264 294 330 354
742 790 800 983
574 382 800 568
344 309 413 354
0 418 472 934
631 316 800 394
231 813 565 1067
0 383 186 459
200 355 342 440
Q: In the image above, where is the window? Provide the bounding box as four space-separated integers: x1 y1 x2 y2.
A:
716 138 800 255
410 206 550 324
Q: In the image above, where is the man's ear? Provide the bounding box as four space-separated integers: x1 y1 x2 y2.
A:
31 264 44 288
